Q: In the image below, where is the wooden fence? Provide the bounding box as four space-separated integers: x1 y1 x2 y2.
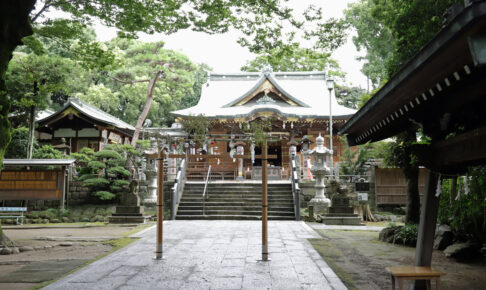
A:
0 170 64 200
374 167 427 205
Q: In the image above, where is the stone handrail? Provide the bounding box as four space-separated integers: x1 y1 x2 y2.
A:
291 155 301 221
202 165 212 216
171 158 186 220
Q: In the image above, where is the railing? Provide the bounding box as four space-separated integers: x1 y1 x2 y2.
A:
202 165 212 216
170 159 186 220
290 154 301 221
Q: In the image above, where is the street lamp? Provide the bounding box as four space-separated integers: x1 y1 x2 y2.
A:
326 78 334 180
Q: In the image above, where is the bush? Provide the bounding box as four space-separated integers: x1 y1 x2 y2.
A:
379 224 418 247
71 144 135 201
438 166 486 244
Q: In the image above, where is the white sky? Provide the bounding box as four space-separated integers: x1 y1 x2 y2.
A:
50 0 367 88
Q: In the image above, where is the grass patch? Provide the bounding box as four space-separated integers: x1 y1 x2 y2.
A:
308 238 358 290
120 223 154 237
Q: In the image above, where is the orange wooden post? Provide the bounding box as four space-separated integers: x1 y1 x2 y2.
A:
155 149 164 259
261 139 269 261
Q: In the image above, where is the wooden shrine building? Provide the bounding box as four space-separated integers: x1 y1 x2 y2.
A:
171 69 356 180
340 0 486 280
36 98 135 153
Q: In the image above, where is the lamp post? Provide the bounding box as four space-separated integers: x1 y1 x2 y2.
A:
326 78 334 180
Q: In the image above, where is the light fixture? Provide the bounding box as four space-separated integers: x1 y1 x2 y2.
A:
326 78 334 90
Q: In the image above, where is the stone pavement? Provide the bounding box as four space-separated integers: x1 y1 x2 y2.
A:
44 221 347 290
309 223 385 232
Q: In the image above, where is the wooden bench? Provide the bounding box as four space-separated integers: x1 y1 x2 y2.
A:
0 207 27 225
385 266 445 290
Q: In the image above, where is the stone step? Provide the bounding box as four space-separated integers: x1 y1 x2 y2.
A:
175 215 295 220
179 201 294 207
178 205 294 211
177 210 294 216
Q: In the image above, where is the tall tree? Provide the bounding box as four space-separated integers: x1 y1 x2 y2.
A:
0 0 345 169
345 0 462 224
344 0 394 88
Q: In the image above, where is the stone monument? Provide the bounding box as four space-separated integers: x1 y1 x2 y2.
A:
321 182 363 225
109 180 147 223
308 134 331 214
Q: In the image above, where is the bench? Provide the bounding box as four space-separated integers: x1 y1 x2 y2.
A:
0 207 27 225
385 266 445 290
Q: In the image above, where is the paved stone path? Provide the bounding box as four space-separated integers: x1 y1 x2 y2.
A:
309 223 385 232
44 221 347 290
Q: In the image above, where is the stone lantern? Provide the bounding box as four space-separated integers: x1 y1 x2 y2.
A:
143 138 158 203
308 133 331 214
300 135 313 180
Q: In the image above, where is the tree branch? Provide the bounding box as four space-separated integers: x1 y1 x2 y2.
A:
111 76 150 84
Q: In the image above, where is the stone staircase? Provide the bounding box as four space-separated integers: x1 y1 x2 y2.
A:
176 182 295 220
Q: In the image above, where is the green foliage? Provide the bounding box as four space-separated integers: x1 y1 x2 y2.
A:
33 145 64 159
93 191 116 200
70 147 96 164
438 167 486 243
87 160 106 169
95 149 122 160
107 166 131 177
335 85 366 109
83 178 110 187
5 127 32 158
339 137 372 176
241 44 344 80
180 114 212 145
244 119 273 147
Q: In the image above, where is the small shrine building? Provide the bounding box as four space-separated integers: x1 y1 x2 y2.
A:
171 70 356 180
35 98 135 154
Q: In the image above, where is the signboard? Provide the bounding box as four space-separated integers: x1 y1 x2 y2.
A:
358 192 368 201
355 182 370 192
0 171 64 200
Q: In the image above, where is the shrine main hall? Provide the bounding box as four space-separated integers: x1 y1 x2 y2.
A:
166 69 356 180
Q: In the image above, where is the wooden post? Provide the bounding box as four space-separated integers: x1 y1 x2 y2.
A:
262 140 269 261
414 170 440 266
155 149 164 259
61 166 66 210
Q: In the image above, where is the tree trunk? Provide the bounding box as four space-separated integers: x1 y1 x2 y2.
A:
130 72 161 147
403 130 420 224
404 164 420 224
27 105 35 158
0 0 36 169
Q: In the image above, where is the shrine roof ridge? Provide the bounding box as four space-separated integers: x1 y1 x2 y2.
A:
210 71 326 81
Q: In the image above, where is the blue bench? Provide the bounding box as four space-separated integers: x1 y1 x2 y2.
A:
0 207 27 225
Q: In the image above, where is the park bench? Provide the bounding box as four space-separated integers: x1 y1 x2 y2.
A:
385 266 445 290
0 207 27 225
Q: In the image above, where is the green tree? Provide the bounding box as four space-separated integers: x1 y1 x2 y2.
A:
339 137 372 177
345 0 462 224
5 127 32 158
108 41 196 144
242 44 343 77
344 0 393 88
6 53 74 157
1 0 345 169
335 85 366 109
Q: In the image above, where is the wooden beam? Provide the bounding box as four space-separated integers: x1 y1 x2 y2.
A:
414 170 440 266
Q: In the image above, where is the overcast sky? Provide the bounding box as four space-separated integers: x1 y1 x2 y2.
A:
51 0 367 88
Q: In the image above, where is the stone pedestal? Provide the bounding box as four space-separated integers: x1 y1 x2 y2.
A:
321 192 363 225
109 180 147 224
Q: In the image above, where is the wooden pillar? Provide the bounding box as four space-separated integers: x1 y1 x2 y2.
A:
155 149 164 259
414 170 440 267
261 140 269 261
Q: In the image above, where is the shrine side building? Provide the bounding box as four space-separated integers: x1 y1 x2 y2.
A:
171 70 357 180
